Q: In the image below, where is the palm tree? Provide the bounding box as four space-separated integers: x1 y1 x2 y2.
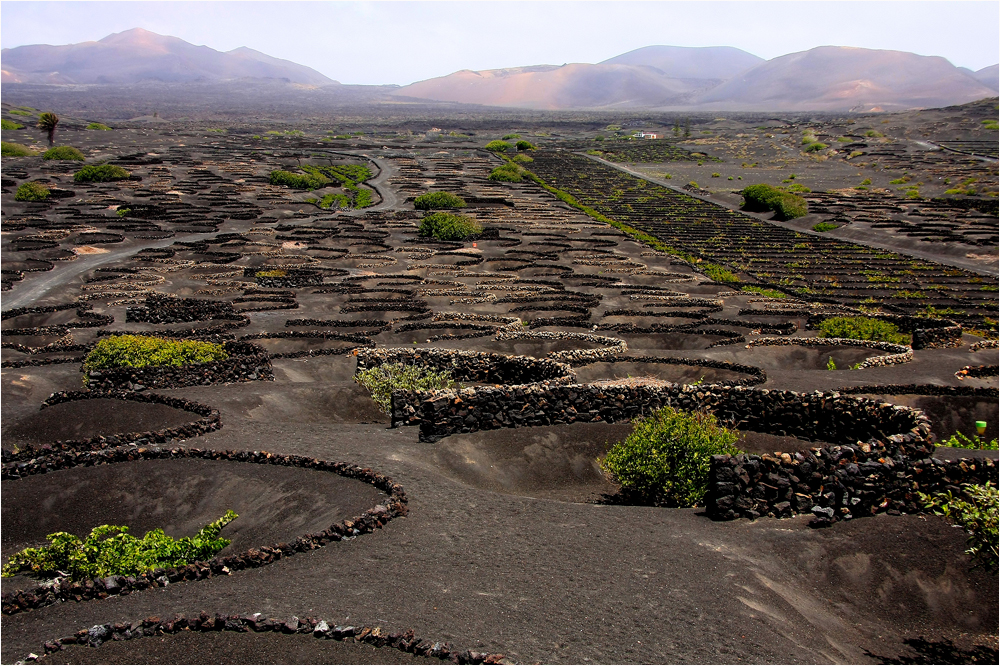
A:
37 112 59 146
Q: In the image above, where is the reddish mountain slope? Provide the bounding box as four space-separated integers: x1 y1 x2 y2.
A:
1 28 335 85
695 46 995 111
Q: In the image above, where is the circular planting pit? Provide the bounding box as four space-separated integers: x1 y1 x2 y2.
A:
1 457 384 573
748 345 896 371
573 358 760 386
2 398 199 451
250 336 366 357
615 329 743 351
434 422 632 502
1 448 408 614
853 393 998 443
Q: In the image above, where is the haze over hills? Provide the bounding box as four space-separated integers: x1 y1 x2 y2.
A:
1 29 997 112
696 46 998 112
392 63 713 110
599 45 764 81
0 28 335 85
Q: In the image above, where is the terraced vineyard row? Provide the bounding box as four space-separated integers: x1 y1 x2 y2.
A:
526 151 998 328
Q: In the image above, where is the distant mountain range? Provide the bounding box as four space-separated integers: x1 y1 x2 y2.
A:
2 29 997 112
1 28 335 85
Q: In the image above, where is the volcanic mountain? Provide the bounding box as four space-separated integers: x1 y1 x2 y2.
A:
599 45 763 81
694 46 996 111
396 45 997 111
0 28 335 85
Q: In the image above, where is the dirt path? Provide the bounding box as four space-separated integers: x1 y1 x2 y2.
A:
1 232 213 312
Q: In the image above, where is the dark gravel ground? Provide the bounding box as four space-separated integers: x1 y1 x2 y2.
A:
3 374 997 664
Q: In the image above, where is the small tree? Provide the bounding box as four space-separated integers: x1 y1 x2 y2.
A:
37 112 59 146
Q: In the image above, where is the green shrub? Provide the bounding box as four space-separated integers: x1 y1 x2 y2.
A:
2 140 33 156
488 163 524 182
9 109 33 117
74 164 131 182
354 189 374 207
826 356 837 371
42 145 85 160
741 286 787 298
1 119 25 130
600 406 741 507
354 362 459 414
702 263 739 283
941 432 998 450
502 133 521 140
510 153 534 163
920 483 998 570
413 192 467 210
982 120 999 130
83 335 229 372
14 182 50 201
812 222 838 232
804 142 828 153
1 511 238 581
269 169 328 190
817 316 909 344
515 140 536 151
786 183 811 193
740 184 808 220
864 130 883 138
86 122 112 130
418 212 483 241
485 140 512 153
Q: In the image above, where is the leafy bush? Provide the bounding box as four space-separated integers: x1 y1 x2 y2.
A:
354 362 459 414
1 511 238 581
740 184 808 220
502 133 521 140
42 146 85 160
9 109 34 116
510 154 534 163
982 120 999 131
941 432 998 450
14 182 50 201
2 140 33 156
485 140 512 153
741 286 787 298
413 192 466 210
83 335 229 372
86 122 112 130
817 316 909 344
826 356 837 371
702 263 739 283
418 212 483 241
515 140 536 151
600 406 741 507
804 142 828 152
74 164 131 182
1 119 25 130
269 169 328 190
488 163 524 182
920 483 998 570
812 222 838 232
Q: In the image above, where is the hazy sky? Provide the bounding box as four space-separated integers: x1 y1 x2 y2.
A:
2 1 998 85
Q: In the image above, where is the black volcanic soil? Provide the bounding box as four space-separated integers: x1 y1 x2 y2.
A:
1 105 997 664
2 398 199 447
1 458 385 564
